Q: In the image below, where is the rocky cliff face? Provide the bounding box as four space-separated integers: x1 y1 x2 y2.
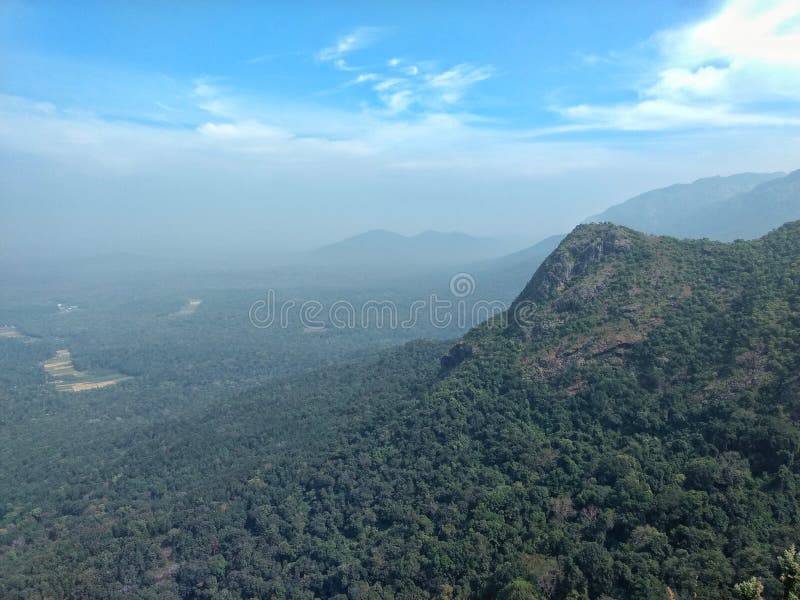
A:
513 224 637 306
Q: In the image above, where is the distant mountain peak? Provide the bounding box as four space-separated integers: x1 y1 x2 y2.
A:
307 229 524 268
413 230 477 240
345 229 405 240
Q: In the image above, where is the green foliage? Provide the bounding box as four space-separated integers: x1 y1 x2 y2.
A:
735 577 765 600
779 546 800 600
497 579 541 600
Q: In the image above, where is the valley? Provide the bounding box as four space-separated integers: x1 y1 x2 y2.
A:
2 215 800 599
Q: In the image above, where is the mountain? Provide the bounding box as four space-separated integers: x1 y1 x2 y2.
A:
435 221 800 597
7 221 800 599
687 169 800 241
304 229 526 268
586 171 786 239
478 170 797 298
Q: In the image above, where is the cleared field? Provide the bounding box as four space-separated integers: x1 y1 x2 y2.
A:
172 298 202 316
43 349 131 392
0 325 38 343
303 326 327 334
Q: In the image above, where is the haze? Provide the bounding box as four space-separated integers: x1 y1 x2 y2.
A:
2 0 800 262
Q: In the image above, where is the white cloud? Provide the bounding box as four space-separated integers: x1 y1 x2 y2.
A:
383 91 413 114
559 99 800 131
659 0 800 66
645 65 730 102
192 81 219 98
317 27 380 62
348 73 379 85
428 64 494 89
426 64 494 105
317 31 492 114
575 52 613 66
197 121 292 141
559 0 800 131
373 78 405 92
333 59 359 72
191 82 241 119
354 63 494 114
386 57 418 76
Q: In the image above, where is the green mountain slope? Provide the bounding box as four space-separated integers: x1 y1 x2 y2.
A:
432 222 800 598
292 221 800 598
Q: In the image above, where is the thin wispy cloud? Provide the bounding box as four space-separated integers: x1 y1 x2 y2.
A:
426 64 494 104
574 51 613 66
192 80 219 98
317 27 381 63
427 64 494 89
333 59 359 71
387 57 419 76
374 78 405 92
197 120 292 142
347 73 380 86
246 54 277 65
317 31 493 114
362 63 494 115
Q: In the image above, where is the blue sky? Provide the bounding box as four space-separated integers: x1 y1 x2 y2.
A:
2 0 800 259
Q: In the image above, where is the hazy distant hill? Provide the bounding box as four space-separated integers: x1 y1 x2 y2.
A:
685 169 800 241
304 229 525 268
586 171 787 239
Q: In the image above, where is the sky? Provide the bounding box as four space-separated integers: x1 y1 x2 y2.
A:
1 0 800 260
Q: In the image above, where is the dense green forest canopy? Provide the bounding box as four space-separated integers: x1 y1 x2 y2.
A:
2 221 800 599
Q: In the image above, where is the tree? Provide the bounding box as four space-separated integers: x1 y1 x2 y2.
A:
733 577 764 600
779 546 800 600
497 579 541 600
